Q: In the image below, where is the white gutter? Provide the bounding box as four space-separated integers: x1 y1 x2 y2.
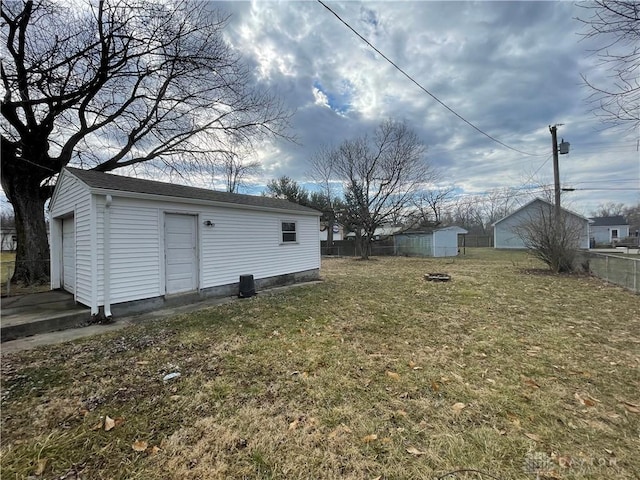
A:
103 195 112 319
85 187 322 217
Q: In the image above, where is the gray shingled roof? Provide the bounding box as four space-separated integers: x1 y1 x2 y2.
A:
589 215 628 226
65 168 320 215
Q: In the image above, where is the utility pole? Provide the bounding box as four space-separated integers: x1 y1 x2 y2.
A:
550 124 561 219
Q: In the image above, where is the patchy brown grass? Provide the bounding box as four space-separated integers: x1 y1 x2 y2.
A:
1 252 49 296
2 249 639 479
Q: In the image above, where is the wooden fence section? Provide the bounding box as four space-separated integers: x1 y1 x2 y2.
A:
458 234 494 248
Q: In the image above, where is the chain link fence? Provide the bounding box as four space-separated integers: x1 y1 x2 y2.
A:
577 251 639 294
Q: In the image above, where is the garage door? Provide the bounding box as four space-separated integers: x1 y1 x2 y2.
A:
62 216 75 294
165 214 198 294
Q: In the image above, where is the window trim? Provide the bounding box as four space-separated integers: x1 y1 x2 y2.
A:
280 220 298 244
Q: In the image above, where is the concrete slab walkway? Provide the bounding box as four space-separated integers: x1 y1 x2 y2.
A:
1 281 321 355
1 290 90 342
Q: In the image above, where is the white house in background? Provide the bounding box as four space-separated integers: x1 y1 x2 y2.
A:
588 216 630 245
319 223 343 241
394 226 468 257
49 168 321 319
492 198 590 249
1 227 17 251
345 225 403 240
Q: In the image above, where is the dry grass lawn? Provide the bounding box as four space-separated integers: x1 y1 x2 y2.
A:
1 249 639 479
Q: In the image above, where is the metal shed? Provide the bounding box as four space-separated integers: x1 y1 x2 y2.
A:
394 226 468 257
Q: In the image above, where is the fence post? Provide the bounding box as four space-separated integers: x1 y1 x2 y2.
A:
6 264 11 296
634 259 637 294
605 255 609 282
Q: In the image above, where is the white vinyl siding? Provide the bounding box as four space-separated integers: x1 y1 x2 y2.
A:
590 225 630 244
494 199 590 250
50 169 321 310
50 173 92 306
107 205 161 304
200 210 318 287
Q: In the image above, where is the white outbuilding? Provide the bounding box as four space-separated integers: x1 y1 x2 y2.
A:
49 168 321 318
492 198 590 249
393 226 468 257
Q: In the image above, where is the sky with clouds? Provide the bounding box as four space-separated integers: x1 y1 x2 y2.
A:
208 0 639 216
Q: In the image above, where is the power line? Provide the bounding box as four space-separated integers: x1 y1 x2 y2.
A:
316 0 546 158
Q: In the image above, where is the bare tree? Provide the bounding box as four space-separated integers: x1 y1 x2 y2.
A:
411 186 455 227
482 187 519 230
577 1 640 129
623 201 640 237
591 201 626 217
450 196 485 233
514 202 586 273
311 120 433 259
217 152 262 194
1 0 290 284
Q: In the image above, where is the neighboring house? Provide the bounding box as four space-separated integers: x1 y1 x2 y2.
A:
49 168 321 318
319 222 343 241
493 198 590 249
588 215 630 245
394 226 468 257
345 225 403 240
1 227 17 251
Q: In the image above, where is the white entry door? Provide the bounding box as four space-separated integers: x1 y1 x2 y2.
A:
62 216 75 294
164 214 198 294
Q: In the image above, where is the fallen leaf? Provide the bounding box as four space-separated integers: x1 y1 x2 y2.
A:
524 378 540 389
558 455 573 468
524 432 542 442
34 458 48 476
386 371 400 380
408 360 416 368
451 402 466 413
575 393 598 407
406 446 427 455
148 445 161 455
431 380 440 392
91 419 104 431
288 419 299 430
622 401 640 413
526 346 542 356
395 409 407 417
362 434 378 443
114 417 125 427
104 416 116 431
132 440 148 452
328 424 352 439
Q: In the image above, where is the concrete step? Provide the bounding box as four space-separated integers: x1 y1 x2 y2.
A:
1 290 92 342
1 307 91 342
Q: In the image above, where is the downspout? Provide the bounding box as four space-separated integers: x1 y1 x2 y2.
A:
103 195 112 319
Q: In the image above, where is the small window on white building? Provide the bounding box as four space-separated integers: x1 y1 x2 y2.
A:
281 221 297 243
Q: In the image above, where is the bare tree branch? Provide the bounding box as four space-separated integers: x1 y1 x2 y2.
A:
1 0 292 284
577 1 640 129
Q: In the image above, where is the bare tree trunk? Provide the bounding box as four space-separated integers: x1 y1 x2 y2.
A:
1 173 50 284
